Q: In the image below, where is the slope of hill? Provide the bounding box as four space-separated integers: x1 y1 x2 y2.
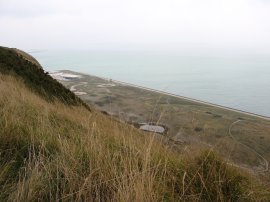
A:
0 47 269 201
0 46 88 108
58 70 270 174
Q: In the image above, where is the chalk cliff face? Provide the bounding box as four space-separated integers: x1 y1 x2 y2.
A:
0 46 268 201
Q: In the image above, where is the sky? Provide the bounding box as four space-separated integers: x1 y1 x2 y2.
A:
1 0 270 54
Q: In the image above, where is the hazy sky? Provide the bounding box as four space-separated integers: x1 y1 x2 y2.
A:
1 0 270 54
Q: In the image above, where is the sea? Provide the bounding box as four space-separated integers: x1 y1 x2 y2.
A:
31 50 270 117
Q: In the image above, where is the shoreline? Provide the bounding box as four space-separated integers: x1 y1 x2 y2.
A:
95 75 270 121
58 70 270 121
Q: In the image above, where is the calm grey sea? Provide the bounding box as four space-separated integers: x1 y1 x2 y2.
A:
32 50 270 117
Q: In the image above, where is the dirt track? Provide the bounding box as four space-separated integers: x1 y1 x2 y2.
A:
229 120 269 172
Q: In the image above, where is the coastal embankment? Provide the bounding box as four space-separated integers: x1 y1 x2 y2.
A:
98 76 270 121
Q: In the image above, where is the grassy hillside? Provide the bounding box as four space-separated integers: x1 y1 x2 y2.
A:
0 46 87 107
0 47 269 201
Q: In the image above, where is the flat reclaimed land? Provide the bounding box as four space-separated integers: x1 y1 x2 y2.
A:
53 70 270 174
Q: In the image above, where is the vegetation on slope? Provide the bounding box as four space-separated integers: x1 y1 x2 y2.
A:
1 74 269 201
0 49 269 201
0 46 87 107
12 48 42 68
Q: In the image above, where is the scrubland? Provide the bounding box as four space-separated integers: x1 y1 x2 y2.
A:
0 74 269 201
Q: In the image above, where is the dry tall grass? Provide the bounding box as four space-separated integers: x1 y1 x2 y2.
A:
0 74 268 201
